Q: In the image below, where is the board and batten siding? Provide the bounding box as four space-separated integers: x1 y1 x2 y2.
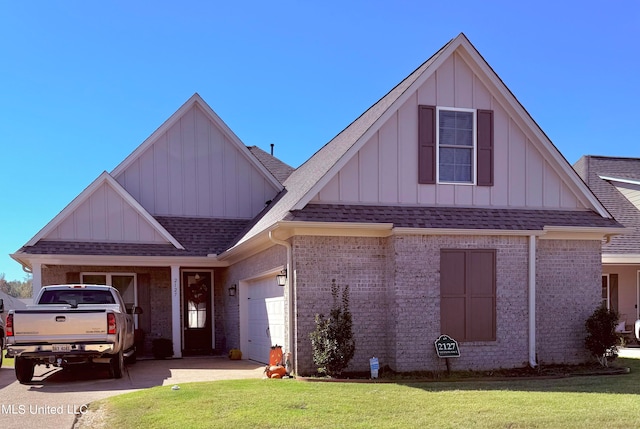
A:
114 104 280 219
50 182 167 243
312 52 586 210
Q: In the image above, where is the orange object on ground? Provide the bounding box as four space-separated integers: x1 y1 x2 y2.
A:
266 365 287 378
269 345 283 366
265 345 287 378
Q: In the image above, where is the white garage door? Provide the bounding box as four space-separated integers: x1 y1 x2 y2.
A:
247 277 285 364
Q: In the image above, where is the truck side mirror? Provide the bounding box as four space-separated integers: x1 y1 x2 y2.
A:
130 306 143 315
0 298 4 313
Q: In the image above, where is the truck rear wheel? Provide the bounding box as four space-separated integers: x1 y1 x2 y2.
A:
15 358 34 384
109 350 124 379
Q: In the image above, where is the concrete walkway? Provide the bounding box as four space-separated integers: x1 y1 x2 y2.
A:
618 347 640 359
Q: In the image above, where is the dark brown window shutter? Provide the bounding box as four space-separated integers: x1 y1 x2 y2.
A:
66 272 80 284
440 250 466 340
476 109 494 186
440 249 496 342
467 250 496 341
418 105 436 184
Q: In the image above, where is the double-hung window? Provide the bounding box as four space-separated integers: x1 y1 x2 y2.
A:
437 108 475 183
418 105 493 186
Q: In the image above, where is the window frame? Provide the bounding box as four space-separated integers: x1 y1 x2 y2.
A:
436 106 477 185
80 272 138 327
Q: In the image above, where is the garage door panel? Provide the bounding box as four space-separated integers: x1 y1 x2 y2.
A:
246 277 285 364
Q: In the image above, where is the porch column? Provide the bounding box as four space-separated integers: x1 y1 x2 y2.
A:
171 265 182 358
31 262 42 298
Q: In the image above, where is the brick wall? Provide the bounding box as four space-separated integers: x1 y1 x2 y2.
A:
293 235 388 375
535 239 601 364
292 234 534 375
390 235 530 372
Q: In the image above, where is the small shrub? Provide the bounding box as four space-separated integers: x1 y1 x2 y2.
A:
585 306 618 367
309 280 355 376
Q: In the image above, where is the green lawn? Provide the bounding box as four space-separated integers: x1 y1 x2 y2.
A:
86 358 640 429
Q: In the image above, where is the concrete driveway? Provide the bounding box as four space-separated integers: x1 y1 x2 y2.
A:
0 357 265 429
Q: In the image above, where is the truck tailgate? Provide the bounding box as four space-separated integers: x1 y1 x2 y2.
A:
12 308 109 343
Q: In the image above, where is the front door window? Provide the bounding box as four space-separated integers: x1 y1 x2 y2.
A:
182 272 213 355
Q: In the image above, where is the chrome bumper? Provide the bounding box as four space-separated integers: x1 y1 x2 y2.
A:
6 342 116 359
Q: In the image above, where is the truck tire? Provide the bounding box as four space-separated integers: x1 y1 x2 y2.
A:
15 358 34 384
109 350 124 379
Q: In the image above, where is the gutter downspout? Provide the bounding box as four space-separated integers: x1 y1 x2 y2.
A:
529 235 538 368
269 231 294 373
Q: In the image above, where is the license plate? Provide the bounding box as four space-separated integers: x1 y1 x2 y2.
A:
52 344 71 353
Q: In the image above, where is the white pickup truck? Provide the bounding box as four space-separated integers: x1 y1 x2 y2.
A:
5 284 141 383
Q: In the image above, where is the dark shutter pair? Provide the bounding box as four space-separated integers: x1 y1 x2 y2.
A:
440 249 496 342
418 105 493 186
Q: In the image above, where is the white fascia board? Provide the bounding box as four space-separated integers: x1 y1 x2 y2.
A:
598 175 640 187
540 226 628 240
217 231 275 265
392 228 545 237
219 221 395 264
25 172 184 250
111 94 282 191
279 221 394 237
12 253 228 269
602 254 640 264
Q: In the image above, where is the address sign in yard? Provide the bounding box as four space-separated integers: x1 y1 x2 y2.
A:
434 334 460 358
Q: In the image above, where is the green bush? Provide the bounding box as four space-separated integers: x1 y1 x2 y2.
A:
584 306 619 367
309 280 355 376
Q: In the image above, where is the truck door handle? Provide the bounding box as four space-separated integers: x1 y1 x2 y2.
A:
55 316 66 322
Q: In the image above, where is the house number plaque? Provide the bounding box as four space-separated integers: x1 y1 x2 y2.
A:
434 334 460 358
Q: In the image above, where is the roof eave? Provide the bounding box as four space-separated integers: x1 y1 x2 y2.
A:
11 252 228 269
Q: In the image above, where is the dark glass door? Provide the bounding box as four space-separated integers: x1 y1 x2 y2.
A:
182 272 212 355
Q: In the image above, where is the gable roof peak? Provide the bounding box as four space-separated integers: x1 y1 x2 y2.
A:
110 93 283 190
24 171 184 249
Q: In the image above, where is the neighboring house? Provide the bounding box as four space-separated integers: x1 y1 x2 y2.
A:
574 156 640 330
11 34 624 374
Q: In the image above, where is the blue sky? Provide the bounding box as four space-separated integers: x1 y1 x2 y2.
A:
1 1 638 281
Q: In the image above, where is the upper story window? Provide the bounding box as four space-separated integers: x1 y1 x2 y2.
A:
418 105 493 186
437 108 475 183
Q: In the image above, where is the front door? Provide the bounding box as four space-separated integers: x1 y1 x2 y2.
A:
182 271 213 355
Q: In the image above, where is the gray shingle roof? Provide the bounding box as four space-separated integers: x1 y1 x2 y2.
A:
19 217 251 257
574 155 640 253
286 204 621 230
247 145 295 184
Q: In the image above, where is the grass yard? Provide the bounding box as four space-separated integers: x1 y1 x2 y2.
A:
85 357 640 429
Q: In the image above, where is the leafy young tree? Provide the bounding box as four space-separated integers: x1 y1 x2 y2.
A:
309 280 355 376
584 306 619 367
0 273 32 298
